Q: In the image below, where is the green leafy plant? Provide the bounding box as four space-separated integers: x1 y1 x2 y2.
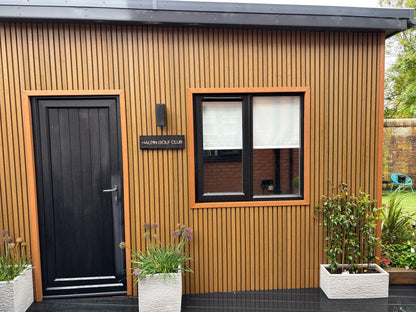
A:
381 0 416 118
0 230 31 282
120 223 192 282
382 241 416 269
315 183 381 273
292 176 300 189
381 191 415 244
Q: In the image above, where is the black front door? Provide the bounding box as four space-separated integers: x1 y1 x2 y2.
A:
31 96 126 298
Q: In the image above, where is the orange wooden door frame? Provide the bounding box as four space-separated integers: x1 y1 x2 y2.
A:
22 90 132 301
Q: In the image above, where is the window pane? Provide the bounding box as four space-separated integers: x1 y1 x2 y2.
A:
253 148 301 196
203 150 243 193
202 101 243 194
253 96 300 149
203 101 243 150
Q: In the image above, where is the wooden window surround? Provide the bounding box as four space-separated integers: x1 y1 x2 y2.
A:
187 87 311 209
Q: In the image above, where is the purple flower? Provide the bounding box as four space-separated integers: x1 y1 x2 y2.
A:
143 223 150 229
405 266 410 270
172 230 180 238
134 268 141 277
411 248 415 254
184 227 192 234
185 233 192 241
152 223 159 229
1 230 8 236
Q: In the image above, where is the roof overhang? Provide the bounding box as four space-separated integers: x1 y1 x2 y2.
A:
0 0 414 37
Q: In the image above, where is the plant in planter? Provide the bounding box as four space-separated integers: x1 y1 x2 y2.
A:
380 193 416 284
120 223 192 312
381 191 415 245
381 240 416 284
382 242 416 269
0 230 33 312
315 183 388 299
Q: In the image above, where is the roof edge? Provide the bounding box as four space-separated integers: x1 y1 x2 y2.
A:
0 1 414 36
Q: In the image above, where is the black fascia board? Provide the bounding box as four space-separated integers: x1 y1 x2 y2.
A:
0 0 414 37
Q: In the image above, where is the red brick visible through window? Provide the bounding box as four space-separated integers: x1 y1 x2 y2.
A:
203 149 300 195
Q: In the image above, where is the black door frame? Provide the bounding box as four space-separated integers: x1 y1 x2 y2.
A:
23 90 132 301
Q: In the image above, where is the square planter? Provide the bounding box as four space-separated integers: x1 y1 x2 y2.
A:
320 264 389 299
138 272 182 312
0 266 34 312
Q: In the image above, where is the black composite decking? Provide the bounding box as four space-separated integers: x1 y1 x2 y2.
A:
28 285 416 312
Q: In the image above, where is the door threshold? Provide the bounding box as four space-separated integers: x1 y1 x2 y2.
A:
42 291 128 300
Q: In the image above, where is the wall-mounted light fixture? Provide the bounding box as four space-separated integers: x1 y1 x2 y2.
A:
156 103 166 127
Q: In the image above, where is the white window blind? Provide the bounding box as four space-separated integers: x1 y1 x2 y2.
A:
202 101 242 150
253 96 300 149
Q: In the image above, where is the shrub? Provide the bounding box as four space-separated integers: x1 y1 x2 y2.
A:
381 191 415 244
315 183 381 273
382 242 416 270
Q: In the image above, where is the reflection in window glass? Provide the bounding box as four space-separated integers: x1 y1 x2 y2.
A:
253 148 300 196
253 96 301 196
202 101 243 194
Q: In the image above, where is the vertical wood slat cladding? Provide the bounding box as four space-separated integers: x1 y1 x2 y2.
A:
0 22 383 295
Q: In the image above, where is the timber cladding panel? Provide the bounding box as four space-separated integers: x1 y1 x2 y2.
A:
0 22 384 295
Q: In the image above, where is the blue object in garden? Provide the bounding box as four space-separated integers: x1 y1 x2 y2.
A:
391 173 415 194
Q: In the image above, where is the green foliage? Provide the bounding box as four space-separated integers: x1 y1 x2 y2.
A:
381 0 416 118
381 191 415 244
293 176 300 189
0 230 31 282
120 223 192 283
382 241 416 269
315 183 381 273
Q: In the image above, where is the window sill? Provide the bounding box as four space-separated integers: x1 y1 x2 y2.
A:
190 199 310 209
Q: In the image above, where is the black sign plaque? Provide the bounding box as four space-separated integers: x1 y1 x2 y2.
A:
140 135 185 150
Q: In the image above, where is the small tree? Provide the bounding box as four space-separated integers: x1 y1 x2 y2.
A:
315 184 381 273
381 0 416 118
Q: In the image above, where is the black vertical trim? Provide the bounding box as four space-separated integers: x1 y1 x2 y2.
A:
245 95 253 200
275 149 281 194
289 149 294 194
300 95 305 199
194 94 204 202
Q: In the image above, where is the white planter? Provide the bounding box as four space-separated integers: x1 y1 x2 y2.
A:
0 266 34 312
320 264 389 299
138 272 182 312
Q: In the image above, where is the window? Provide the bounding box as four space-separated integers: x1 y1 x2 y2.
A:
191 90 308 205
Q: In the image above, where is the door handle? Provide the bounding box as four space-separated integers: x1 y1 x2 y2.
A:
103 185 118 193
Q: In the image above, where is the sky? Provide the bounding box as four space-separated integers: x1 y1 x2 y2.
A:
177 0 380 7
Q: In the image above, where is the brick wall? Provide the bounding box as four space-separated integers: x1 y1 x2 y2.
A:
203 159 243 193
203 149 300 194
253 149 276 195
384 119 416 184
277 149 300 194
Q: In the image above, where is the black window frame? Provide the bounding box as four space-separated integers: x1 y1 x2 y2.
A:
193 92 305 203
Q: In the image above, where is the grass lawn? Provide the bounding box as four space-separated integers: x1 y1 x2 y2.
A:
382 189 416 214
